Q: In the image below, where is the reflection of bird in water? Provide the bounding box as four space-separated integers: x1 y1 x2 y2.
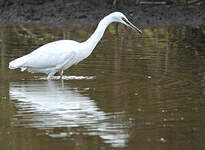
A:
10 81 129 147
9 12 142 80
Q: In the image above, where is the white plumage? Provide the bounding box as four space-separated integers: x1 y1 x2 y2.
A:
9 12 142 80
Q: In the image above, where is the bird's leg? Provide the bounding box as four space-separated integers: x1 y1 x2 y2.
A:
60 70 64 80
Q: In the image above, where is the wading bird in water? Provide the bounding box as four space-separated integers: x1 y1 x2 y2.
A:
9 12 142 80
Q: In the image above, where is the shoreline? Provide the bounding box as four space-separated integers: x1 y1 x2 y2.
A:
0 1 204 27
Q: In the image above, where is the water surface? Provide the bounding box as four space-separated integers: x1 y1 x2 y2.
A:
0 25 205 150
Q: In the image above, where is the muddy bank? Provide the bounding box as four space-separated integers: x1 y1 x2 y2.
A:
0 0 205 27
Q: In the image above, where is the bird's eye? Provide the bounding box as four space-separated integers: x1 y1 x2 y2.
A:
121 17 130 25
122 17 126 22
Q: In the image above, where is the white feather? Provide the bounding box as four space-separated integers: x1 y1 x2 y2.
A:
8 12 142 79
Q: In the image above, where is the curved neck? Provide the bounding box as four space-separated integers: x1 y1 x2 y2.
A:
82 15 113 51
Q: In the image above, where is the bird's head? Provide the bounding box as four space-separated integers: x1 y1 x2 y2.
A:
109 12 143 34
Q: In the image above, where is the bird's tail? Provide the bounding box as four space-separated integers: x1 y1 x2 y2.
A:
9 55 29 70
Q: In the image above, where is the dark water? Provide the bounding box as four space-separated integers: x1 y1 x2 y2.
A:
0 25 205 150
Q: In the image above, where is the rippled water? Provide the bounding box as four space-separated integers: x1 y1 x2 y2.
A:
0 25 205 150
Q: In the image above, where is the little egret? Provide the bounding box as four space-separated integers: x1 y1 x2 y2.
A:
9 12 142 80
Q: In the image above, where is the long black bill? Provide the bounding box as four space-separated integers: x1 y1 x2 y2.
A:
123 18 143 34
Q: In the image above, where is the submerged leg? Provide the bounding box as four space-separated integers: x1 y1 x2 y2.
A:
60 70 64 80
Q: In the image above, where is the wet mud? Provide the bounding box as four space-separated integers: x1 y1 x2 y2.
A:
0 0 205 27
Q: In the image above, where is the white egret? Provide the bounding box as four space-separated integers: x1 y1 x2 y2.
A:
9 12 142 80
